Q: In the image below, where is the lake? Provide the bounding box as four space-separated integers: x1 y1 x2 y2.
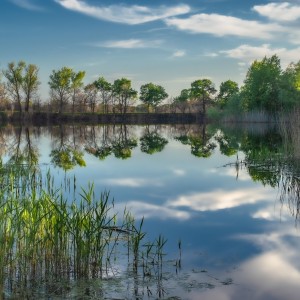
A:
1 122 300 299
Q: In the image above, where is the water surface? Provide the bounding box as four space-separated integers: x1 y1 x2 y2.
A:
1 123 300 299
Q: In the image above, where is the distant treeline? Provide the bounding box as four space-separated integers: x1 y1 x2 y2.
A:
0 55 299 118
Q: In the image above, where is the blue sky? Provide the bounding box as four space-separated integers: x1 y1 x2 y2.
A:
1 0 300 100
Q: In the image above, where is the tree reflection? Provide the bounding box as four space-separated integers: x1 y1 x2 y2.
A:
50 124 86 171
221 126 300 221
0 126 40 194
85 125 137 160
175 124 216 158
215 131 239 157
140 126 168 154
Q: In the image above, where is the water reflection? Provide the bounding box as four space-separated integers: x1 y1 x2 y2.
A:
0 123 300 298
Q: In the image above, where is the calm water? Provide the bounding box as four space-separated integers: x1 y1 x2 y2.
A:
2 123 300 299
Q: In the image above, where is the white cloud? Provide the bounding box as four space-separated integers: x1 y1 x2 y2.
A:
165 13 284 39
253 2 300 22
204 52 219 57
172 168 186 176
221 44 300 67
99 39 163 49
55 0 190 25
172 50 186 57
10 0 43 11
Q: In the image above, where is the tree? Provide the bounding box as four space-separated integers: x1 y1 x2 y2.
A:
22 64 40 113
0 76 9 110
279 61 300 109
241 55 282 112
94 77 112 113
113 78 137 114
140 83 168 113
190 79 216 114
84 83 98 113
217 80 239 109
48 67 73 114
3 61 26 112
173 89 190 113
70 71 85 114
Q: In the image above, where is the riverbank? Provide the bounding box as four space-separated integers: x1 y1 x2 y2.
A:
1 112 204 125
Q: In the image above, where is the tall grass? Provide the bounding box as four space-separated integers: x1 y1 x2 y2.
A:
0 166 169 297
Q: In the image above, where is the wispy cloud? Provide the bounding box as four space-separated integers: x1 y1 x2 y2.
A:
172 50 186 57
221 44 300 67
9 0 43 11
165 13 284 39
55 0 190 25
253 2 300 22
97 39 163 49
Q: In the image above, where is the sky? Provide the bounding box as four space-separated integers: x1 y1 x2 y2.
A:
1 0 300 100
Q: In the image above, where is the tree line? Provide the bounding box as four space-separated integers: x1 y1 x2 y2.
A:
0 54 299 117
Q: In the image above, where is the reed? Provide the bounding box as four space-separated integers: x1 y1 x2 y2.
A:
0 166 169 297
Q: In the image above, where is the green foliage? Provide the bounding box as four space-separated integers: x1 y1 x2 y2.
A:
279 61 300 109
50 147 86 171
217 80 239 109
175 133 216 158
94 77 112 113
140 131 168 154
48 66 74 113
113 78 137 113
140 83 168 112
112 138 138 159
2 61 40 113
190 79 216 114
241 55 282 112
22 64 40 112
215 132 239 156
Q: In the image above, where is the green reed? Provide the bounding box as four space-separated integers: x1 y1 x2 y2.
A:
0 168 169 294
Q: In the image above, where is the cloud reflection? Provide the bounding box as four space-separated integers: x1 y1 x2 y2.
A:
168 188 272 212
100 177 163 187
115 201 190 220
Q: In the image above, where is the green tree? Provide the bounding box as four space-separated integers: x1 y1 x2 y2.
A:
70 71 85 114
3 61 26 112
84 83 98 113
279 61 300 108
48 67 74 114
173 89 190 113
113 78 137 114
190 79 216 115
94 77 112 113
0 76 9 110
22 64 40 113
241 55 282 112
217 80 239 109
140 83 168 113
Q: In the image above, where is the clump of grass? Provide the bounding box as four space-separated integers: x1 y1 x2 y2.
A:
0 166 170 298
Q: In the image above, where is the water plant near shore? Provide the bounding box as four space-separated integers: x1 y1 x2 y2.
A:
0 165 171 298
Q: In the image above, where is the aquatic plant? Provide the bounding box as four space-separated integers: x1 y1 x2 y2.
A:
0 166 170 298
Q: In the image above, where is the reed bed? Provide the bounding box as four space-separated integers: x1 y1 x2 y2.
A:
0 166 169 298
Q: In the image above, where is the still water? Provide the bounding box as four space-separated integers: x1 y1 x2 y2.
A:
1 123 300 299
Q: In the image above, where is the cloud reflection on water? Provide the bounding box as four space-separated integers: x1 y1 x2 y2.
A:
168 188 272 212
100 177 163 187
